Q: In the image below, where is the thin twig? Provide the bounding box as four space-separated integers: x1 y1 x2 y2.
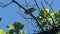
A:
43 0 54 11
0 1 4 7
3 1 13 7
24 19 31 34
0 1 13 7
50 0 54 6
17 11 32 19
34 0 40 12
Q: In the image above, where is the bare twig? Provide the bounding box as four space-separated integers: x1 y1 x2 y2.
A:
0 1 4 7
3 1 13 7
50 0 54 6
0 1 4 5
17 11 32 19
0 1 13 7
43 0 54 11
24 19 31 34
34 0 40 12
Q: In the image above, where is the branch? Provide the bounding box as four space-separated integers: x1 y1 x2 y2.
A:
30 14 44 31
50 0 54 6
12 0 44 31
3 1 13 7
34 0 40 12
0 1 13 7
43 0 54 11
34 0 53 30
12 0 26 10
0 1 4 7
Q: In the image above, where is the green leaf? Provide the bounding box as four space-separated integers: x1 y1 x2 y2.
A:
17 22 24 30
57 31 60 34
7 24 14 30
9 30 14 34
40 8 49 16
54 11 60 18
0 30 6 34
50 12 55 19
45 8 49 13
14 22 24 30
23 30 26 34
41 22 47 27
6 32 9 34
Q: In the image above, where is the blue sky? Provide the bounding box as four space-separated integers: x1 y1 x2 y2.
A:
0 0 60 34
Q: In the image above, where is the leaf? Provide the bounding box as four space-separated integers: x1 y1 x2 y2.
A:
0 30 6 34
45 8 49 13
54 11 59 17
40 8 49 16
57 31 60 34
14 22 24 30
9 30 14 34
17 22 24 30
47 18 52 22
6 32 9 34
41 22 47 27
50 12 55 19
23 30 26 34
7 24 14 30
55 21 58 24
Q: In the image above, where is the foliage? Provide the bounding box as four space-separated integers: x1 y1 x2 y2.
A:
37 8 60 27
37 8 60 34
0 22 26 34
0 8 60 34
0 30 6 34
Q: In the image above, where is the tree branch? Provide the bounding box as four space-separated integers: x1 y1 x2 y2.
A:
12 0 44 31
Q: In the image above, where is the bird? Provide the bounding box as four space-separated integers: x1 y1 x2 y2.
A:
25 8 36 14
